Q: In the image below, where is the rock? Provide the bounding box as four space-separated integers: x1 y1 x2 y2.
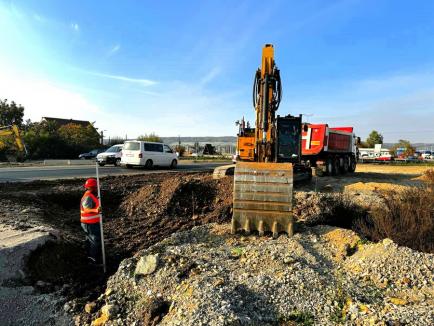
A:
92 314 109 326
96 304 119 321
36 280 48 287
135 254 159 276
85 302 97 314
63 302 72 312
382 238 394 246
389 297 407 305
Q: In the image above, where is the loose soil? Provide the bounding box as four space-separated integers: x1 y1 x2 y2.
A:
0 163 431 320
0 172 233 304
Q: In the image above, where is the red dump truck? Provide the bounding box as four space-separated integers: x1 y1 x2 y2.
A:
301 124 359 175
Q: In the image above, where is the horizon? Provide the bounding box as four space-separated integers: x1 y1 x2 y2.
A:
1 0 434 142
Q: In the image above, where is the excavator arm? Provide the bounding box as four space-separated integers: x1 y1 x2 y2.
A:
253 44 282 162
0 125 27 160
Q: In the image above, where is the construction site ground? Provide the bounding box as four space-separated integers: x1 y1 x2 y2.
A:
0 163 432 325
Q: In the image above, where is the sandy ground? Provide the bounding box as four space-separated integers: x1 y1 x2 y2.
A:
355 164 433 174
296 163 432 193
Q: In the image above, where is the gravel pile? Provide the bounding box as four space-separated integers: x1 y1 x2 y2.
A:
81 223 434 325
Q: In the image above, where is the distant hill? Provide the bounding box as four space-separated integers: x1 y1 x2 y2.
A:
383 143 434 150
162 136 237 145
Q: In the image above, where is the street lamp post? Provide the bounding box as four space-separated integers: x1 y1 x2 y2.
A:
100 130 107 145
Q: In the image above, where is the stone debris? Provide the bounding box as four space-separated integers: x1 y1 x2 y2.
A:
86 223 434 325
135 254 160 276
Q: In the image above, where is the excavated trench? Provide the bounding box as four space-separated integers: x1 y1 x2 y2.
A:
0 172 233 305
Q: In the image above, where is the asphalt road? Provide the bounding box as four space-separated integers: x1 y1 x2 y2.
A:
0 161 231 182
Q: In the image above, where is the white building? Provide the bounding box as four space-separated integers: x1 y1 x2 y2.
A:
359 144 391 159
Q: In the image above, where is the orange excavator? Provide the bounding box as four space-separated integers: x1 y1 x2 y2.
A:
0 124 27 162
231 44 311 238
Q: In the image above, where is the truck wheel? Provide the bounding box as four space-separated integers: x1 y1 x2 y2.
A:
341 156 349 174
170 159 178 169
114 158 121 166
348 157 356 173
145 159 153 169
98 162 105 167
326 157 334 175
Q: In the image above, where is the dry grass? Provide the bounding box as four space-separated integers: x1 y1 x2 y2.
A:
355 164 433 175
354 169 434 253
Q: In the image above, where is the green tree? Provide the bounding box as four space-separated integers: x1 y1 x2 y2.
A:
23 121 65 159
58 123 100 149
24 122 101 159
366 130 383 147
390 139 416 158
137 133 163 142
0 99 24 127
357 141 369 148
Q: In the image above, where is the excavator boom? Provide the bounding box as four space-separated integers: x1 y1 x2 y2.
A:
0 124 27 161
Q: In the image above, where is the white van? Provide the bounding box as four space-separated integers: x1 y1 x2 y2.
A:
121 141 178 168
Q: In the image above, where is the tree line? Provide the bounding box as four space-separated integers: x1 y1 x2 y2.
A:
0 98 419 160
360 130 416 157
0 99 101 160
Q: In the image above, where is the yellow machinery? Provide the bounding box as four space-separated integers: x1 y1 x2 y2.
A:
231 44 296 238
0 124 27 161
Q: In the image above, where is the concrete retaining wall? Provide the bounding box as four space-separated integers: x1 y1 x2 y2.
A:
44 159 94 166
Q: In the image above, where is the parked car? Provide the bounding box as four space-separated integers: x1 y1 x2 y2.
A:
421 151 432 160
78 148 106 160
120 141 178 168
96 144 123 166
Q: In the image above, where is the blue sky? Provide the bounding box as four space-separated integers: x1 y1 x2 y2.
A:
1 0 434 142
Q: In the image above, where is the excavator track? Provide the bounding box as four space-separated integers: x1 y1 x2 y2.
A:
231 162 294 238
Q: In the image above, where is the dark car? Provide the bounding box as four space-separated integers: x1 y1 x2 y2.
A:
78 148 106 160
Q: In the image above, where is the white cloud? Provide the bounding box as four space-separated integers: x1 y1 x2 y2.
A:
33 14 46 23
70 23 79 31
0 65 242 138
107 44 120 57
200 67 221 85
84 70 157 87
0 70 101 121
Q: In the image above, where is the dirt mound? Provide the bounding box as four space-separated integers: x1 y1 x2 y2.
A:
344 182 410 192
107 174 232 257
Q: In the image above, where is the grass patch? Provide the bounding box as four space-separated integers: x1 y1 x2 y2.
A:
280 310 314 326
354 169 434 253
